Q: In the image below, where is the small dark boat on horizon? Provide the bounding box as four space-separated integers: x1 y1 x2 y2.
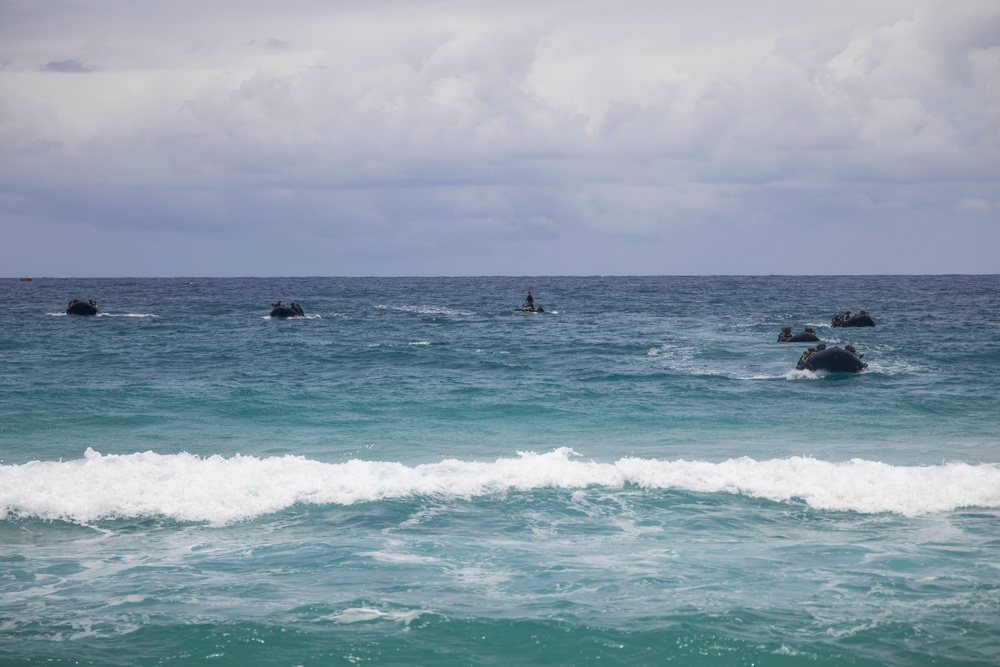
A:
516 290 545 313
269 301 305 318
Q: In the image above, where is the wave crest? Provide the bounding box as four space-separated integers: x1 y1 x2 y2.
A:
2 448 998 524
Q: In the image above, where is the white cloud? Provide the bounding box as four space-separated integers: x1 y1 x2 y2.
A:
956 198 992 214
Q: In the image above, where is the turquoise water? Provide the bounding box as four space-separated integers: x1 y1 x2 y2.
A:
2 275 999 665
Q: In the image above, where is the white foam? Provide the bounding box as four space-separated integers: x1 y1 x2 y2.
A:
362 551 440 565
321 607 431 625
380 304 475 317
1 448 998 524
647 343 784 380
785 368 824 380
50 312 157 318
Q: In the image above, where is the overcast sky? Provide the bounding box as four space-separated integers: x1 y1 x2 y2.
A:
1 0 997 276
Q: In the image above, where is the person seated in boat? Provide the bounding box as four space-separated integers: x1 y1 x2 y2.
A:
778 327 793 342
291 302 304 316
804 326 815 334
68 299 79 308
844 344 862 358
271 300 283 308
88 299 97 308
798 343 829 370
832 310 852 327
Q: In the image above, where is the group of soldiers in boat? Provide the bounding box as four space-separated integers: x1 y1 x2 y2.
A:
795 343 866 372
776 326 819 342
269 300 305 318
65 298 99 315
831 309 875 327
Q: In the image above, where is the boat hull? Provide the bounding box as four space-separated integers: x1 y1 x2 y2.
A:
800 346 867 373
66 302 98 316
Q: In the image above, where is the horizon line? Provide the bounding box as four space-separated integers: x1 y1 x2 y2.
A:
7 273 1000 280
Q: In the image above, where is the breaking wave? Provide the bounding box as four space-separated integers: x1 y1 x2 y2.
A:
2 448 998 524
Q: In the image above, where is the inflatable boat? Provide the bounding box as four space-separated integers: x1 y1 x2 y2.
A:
832 312 875 327
66 299 98 316
269 302 305 318
797 346 867 373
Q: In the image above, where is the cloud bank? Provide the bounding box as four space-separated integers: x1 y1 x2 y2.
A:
1 0 998 276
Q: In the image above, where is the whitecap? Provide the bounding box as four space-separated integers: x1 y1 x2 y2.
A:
322 607 432 626
2 448 997 524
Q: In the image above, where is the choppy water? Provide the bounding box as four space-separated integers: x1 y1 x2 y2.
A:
2 275 999 666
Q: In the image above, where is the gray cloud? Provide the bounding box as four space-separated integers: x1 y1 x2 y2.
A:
1 0 998 276
41 59 93 73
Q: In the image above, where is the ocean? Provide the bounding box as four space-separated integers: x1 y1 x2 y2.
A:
2 275 999 666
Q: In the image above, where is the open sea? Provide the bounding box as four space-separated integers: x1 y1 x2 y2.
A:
2 275 999 666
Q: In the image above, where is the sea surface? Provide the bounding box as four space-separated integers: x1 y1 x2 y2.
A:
2 275 999 666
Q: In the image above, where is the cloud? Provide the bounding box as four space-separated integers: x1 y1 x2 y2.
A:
0 0 998 276
956 198 992 214
41 59 93 73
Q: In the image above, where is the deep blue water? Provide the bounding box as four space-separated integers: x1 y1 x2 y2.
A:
1 275 999 666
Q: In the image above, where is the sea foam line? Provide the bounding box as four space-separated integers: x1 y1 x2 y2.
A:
1 448 998 524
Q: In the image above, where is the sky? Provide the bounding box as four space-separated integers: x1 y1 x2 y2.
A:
1 0 998 277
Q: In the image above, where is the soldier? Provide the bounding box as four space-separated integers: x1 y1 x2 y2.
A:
797 345 817 370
